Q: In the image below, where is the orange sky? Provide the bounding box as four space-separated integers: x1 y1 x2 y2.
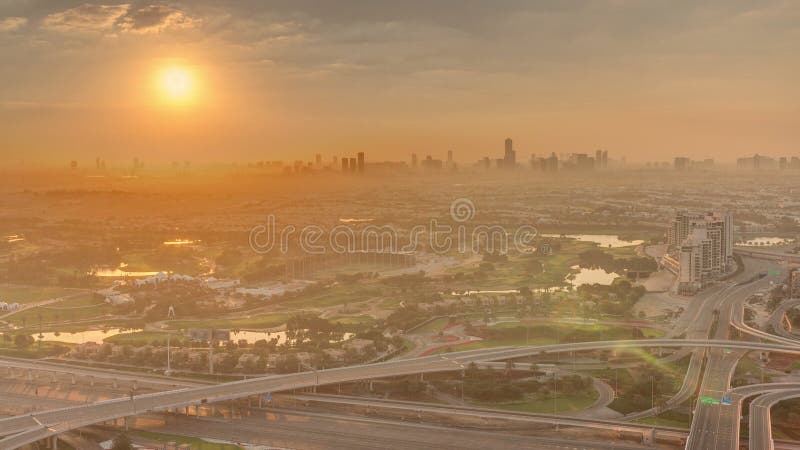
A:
1 1 799 164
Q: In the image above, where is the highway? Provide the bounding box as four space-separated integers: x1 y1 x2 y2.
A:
684 258 790 450
151 409 657 450
282 393 688 439
627 265 778 424
2 338 800 449
749 389 800 450
0 356 206 388
731 300 800 347
766 298 800 340
726 382 800 450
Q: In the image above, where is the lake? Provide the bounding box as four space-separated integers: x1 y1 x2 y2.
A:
36 328 143 344
34 327 354 346
541 234 644 248
91 263 161 277
567 267 621 287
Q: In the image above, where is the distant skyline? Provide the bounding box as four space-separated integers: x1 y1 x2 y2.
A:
1 1 799 163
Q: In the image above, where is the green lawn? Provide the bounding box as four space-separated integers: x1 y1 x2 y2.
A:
410 317 452 334
168 312 294 330
329 315 376 327
5 293 113 327
132 431 243 450
120 248 205 276
278 284 379 309
445 240 605 290
104 331 172 345
435 336 554 353
434 322 661 353
0 285 81 305
478 391 598 414
0 339 71 358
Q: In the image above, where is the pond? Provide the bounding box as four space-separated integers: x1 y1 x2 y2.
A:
541 234 644 248
33 328 355 346
35 328 143 344
339 218 375 223
91 263 161 278
163 239 196 246
228 330 355 345
566 267 621 287
449 267 621 296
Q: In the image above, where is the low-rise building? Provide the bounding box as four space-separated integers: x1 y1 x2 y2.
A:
790 269 800 298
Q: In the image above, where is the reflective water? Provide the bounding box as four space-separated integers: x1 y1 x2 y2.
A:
35 328 354 345
450 267 620 296
92 263 162 277
567 267 621 287
229 330 355 345
541 234 644 247
339 218 375 223
163 239 196 246
36 328 143 344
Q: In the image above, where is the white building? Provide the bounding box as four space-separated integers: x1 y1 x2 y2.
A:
665 210 733 295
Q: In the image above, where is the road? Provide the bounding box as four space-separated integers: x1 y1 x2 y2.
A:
683 255 796 450
282 392 686 439
749 389 800 450
725 383 800 450
0 356 206 388
766 298 800 340
148 408 658 450
626 261 777 423
2 338 800 449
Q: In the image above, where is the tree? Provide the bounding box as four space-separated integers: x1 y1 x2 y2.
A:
14 334 32 349
111 433 133 450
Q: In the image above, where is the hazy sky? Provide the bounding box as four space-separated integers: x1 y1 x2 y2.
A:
1 0 799 164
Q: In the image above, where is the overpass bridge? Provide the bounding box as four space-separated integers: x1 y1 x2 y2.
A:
3 339 800 449
733 247 800 264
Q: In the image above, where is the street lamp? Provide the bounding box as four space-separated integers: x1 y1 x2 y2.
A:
300 361 319 387
165 308 176 376
553 371 559 431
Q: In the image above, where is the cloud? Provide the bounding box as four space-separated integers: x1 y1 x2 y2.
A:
0 16 27 32
42 4 130 32
118 4 197 34
41 3 196 34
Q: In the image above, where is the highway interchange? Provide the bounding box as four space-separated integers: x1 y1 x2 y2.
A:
1 250 799 449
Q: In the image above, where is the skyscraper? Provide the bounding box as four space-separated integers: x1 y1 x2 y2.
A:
357 152 365 173
674 157 690 170
503 138 516 168
411 153 418 168
544 152 558 172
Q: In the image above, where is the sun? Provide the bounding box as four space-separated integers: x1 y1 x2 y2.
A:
159 66 194 101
